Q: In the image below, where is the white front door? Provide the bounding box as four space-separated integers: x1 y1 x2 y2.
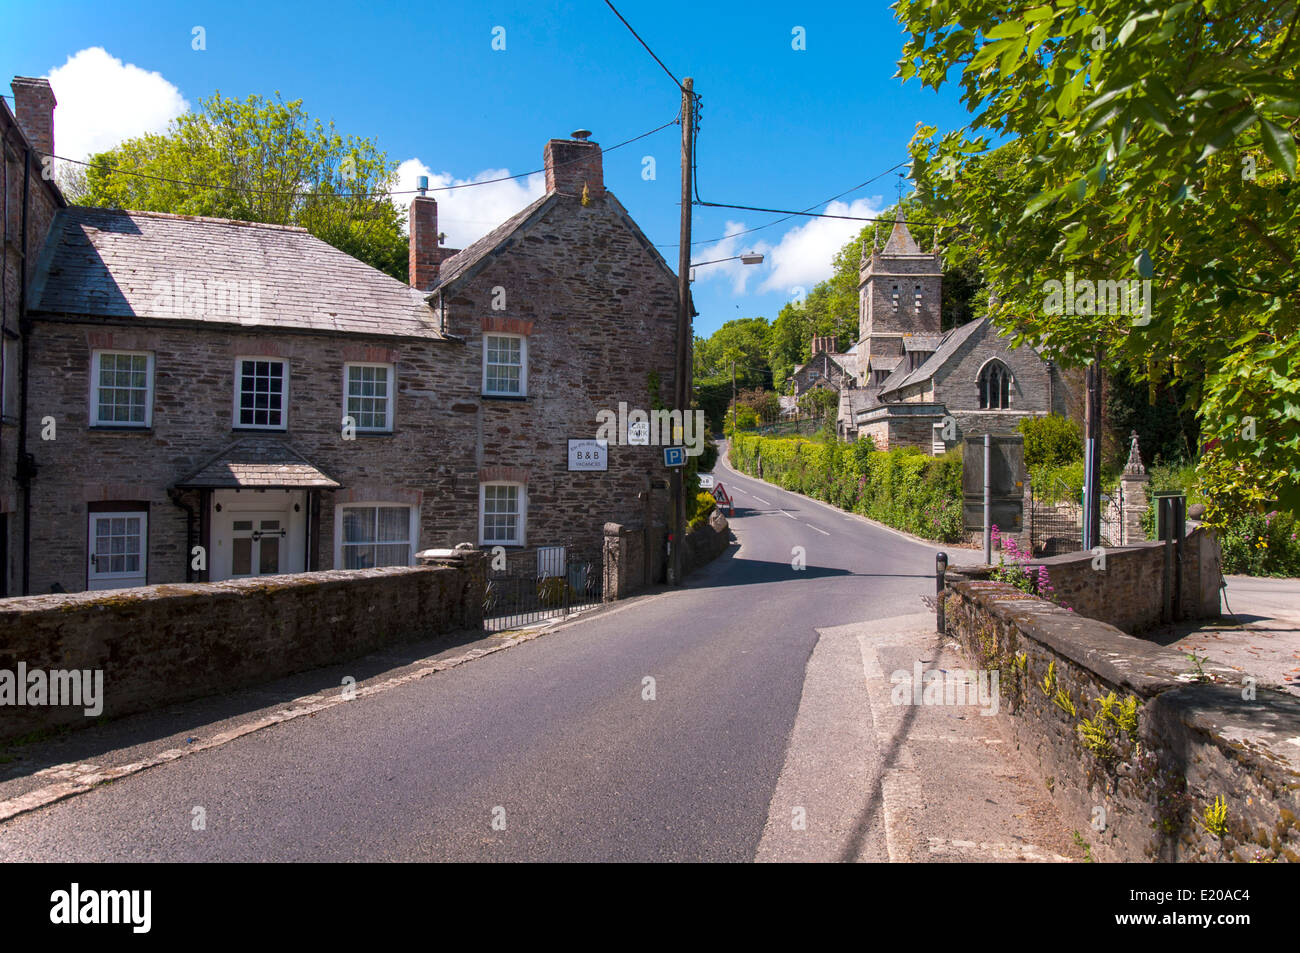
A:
229 513 286 578
210 489 306 581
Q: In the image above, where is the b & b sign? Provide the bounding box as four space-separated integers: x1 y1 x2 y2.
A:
568 439 608 472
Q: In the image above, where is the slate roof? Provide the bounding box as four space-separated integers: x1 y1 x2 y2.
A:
433 190 678 297
902 333 944 352
175 437 341 489
30 207 444 339
878 318 986 397
882 218 923 256
435 193 557 291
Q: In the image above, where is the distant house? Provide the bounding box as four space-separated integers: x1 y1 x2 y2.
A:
839 213 1076 449
789 336 854 398
11 81 680 595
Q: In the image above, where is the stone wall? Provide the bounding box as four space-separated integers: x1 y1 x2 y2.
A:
602 510 727 600
0 551 485 742
949 525 1221 634
945 578 1300 862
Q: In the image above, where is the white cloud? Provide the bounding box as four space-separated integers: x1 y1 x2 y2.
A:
46 47 189 161
690 195 886 305
757 197 884 295
392 158 546 249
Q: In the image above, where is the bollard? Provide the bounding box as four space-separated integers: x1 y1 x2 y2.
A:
936 551 948 635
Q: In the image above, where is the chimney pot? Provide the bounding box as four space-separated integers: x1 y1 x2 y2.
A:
11 76 56 157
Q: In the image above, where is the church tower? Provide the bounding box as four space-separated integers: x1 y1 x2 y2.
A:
857 213 944 390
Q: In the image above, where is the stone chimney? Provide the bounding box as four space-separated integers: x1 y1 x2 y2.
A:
409 195 440 291
544 131 603 199
11 77 56 156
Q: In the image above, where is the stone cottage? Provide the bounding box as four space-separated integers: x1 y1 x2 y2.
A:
12 78 679 594
789 335 854 397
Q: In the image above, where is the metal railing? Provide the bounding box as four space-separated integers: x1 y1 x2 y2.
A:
482 546 603 632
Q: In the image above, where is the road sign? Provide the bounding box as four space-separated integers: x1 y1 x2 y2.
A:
628 420 650 446
711 482 733 516
663 446 686 468
698 473 715 489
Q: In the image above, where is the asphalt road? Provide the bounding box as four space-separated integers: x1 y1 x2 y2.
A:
0 453 963 861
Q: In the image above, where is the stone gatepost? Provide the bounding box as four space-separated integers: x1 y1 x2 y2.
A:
1118 431 1149 546
1020 474 1034 555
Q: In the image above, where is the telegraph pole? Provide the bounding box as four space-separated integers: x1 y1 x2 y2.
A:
669 77 695 586
731 358 737 433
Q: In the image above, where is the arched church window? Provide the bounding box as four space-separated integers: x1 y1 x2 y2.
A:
978 361 1011 409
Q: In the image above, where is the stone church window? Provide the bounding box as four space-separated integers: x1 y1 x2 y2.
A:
914 284 922 311
978 361 1011 409
891 285 899 311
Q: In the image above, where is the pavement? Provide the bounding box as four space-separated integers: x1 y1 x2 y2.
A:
0 448 1082 862
1158 575 1300 697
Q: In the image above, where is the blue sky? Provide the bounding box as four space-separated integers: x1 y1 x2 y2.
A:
1 0 972 338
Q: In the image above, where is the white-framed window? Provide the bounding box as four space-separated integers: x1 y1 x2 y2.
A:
336 504 417 569
479 482 525 546
88 509 148 589
343 363 394 432
234 357 288 429
482 334 526 396
91 350 153 427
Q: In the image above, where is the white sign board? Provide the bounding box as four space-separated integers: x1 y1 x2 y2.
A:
568 439 608 471
698 474 715 489
628 420 650 446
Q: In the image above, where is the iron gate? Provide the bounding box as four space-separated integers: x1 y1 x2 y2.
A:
1028 482 1121 556
482 545 603 632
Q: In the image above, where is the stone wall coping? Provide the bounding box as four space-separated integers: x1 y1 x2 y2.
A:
950 579 1237 698
1155 684 1300 780
0 566 453 615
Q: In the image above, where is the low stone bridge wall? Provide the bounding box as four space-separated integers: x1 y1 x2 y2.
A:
0 552 485 743
944 578 1300 862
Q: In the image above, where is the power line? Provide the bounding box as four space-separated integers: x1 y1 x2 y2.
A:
694 197 947 228
602 0 683 90
50 116 679 201
658 161 913 248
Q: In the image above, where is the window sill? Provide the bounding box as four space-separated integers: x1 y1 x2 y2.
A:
350 430 395 437
480 394 529 402
89 425 153 432
232 427 289 433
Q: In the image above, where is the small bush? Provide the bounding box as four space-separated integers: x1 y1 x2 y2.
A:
1019 414 1082 469
689 491 716 530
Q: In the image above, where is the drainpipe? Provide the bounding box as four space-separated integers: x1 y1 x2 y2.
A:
168 488 198 582
16 144 34 595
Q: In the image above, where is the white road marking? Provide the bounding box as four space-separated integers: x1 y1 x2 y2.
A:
752 495 770 505
805 523 831 535
779 509 798 520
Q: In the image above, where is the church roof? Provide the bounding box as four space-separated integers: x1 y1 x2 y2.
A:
878 318 986 396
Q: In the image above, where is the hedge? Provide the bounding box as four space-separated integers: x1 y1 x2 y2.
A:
729 434 964 542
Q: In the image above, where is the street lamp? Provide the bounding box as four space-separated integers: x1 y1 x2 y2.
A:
688 252 764 282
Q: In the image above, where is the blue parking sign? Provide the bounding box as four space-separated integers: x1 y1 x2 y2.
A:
663 446 686 468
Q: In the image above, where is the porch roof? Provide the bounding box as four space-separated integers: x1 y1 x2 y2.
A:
175 438 341 490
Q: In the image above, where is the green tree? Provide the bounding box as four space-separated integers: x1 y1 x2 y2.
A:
896 0 1300 515
75 91 410 280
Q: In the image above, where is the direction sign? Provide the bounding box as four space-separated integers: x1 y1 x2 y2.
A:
663 446 686 468
698 473 715 489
